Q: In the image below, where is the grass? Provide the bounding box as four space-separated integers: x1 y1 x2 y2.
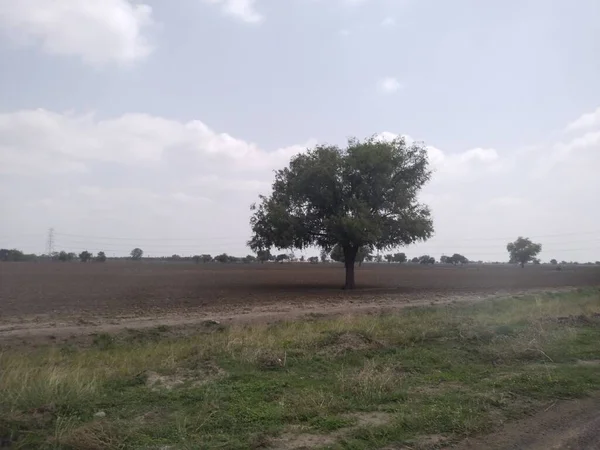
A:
1 288 600 449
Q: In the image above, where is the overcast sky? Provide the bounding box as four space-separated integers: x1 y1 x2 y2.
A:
1 0 599 262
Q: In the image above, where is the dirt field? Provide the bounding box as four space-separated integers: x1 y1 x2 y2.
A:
2 262 600 320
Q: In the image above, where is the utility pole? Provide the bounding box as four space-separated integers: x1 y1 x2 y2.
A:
46 228 55 257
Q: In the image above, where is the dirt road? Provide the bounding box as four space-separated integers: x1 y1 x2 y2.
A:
449 395 600 449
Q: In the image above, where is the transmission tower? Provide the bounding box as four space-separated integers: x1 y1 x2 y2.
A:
46 228 55 256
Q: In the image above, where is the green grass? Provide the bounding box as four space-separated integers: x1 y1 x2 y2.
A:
1 288 600 449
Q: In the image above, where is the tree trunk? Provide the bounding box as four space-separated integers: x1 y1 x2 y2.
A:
343 245 359 290
520 261 525 268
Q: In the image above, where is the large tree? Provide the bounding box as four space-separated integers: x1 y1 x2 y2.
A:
130 248 144 260
507 237 542 268
248 136 434 289
330 244 371 266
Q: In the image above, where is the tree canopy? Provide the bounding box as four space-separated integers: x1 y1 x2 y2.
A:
330 244 371 266
79 251 93 263
507 237 542 267
248 136 434 288
130 248 144 260
440 253 468 265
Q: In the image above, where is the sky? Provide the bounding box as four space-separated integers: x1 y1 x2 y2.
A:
0 0 599 262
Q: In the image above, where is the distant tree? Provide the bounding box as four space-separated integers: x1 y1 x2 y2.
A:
79 251 93 263
385 254 394 263
275 254 289 263
95 251 107 263
214 253 229 263
243 255 257 263
375 254 383 263
440 255 450 264
0 249 26 262
200 254 213 263
248 136 434 289
308 256 319 264
130 248 144 260
411 256 419 263
364 254 374 262
550 259 558 265
596 261 600 265
507 237 542 268
450 253 468 265
532 258 541 265
171 254 181 261
320 249 328 263
192 255 201 264
256 250 272 263
299 255 305 262
68 252 77 261
58 251 69 262
418 255 435 265
393 252 407 263
560 260 568 265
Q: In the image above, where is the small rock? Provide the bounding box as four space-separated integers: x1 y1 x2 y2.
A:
94 411 106 418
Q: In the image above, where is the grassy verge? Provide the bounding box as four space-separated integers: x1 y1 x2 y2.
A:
1 288 600 449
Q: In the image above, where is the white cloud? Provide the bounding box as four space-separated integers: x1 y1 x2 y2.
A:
0 0 154 65
203 0 263 23
565 107 600 132
377 77 402 94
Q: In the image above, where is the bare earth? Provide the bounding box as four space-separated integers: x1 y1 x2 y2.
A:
1 261 599 344
448 394 600 450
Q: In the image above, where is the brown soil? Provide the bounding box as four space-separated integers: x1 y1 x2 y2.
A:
447 395 600 450
1 261 598 346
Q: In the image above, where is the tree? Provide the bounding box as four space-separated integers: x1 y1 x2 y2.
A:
299 255 305 262
507 237 542 268
0 249 25 262
440 255 450 264
256 250 272 263
385 254 394 264
393 252 407 263
130 248 144 260
375 254 384 263
550 259 558 265
418 255 435 265
411 256 419 263
275 254 289 263
308 256 319 264
248 136 433 289
320 249 328 263
201 254 213 263
214 253 229 263
58 251 70 262
243 255 257 263
330 244 371 266
95 251 107 262
450 253 468 265
79 251 93 262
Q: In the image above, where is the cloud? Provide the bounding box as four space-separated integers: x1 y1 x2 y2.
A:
565 107 600 132
377 77 403 94
0 0 154 65
0 109 316 176
1 107 599 261
203 0 263 23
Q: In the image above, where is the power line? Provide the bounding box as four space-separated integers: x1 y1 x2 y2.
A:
50 229 600 243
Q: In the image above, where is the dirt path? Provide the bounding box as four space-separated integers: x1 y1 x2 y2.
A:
448 395 600 450
0 287 576 346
